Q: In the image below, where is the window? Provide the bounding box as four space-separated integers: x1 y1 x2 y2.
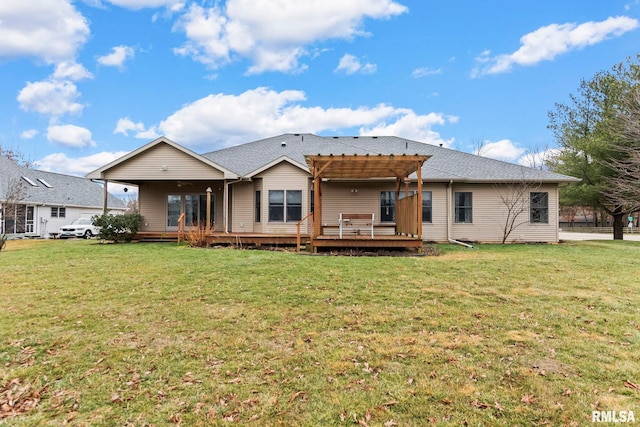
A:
530 192 549 223
422 191 432 223
37 178 53 188
21 176 38 187
269 190 302 222
286 190 302 221
380 191 395 222
255 191 261 222
51 207 66 218
454 192 472 223
399 191 433 223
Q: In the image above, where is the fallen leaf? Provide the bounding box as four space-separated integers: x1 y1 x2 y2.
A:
289 391 307 402
624 380 639 390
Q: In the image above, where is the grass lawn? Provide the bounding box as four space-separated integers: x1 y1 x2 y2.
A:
1 239 639 426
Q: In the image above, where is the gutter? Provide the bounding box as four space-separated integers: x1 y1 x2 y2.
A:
446 179 473 249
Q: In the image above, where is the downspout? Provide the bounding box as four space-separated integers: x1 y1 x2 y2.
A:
447 179 473 248
224 178 244 234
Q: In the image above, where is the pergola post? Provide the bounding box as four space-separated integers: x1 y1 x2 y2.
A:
313 163 322 240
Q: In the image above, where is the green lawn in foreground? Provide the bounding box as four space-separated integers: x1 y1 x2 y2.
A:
0 239 639 426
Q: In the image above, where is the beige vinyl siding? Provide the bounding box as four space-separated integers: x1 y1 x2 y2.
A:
450 183 559 243
321 181 391 236
255 162 310 234
138 182 224 232
320 181 449 239
104 142 225 181
230 181 254 232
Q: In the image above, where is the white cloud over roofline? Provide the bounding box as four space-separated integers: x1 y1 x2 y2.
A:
474 139 526 162
133 87 457 149
35 151 130 176
173 0 407 73
473 16 639 77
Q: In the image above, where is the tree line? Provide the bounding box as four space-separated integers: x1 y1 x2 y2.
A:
548 54 640 240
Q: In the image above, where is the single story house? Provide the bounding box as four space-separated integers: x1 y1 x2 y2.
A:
1 156 126 238
87 134 579 248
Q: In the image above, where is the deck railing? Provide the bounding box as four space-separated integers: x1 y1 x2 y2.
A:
296 212 314 252
176 213 186 244
396 194 419 236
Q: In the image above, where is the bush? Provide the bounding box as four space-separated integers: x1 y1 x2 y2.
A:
92 213 143 243
184 222 210 247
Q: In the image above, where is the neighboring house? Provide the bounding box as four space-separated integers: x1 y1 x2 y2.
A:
87 134 579 246
0 156 126 238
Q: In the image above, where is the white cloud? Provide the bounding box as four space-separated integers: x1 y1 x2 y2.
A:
114 118 145 135
0 0 89 63
53 62 93 81
35 150 129 176
518 148 561 168
475 139 526 162
360 112 456 147
97 45 135 69
173 0 407 73
473 16 639 77
412 67 442 78
135 87 455 149
20 129 39 139
113 118 160 139
335 54 377 75
17 80 85 116
47 124 96 148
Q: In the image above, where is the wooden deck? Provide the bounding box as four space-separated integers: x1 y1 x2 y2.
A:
135 231 304 247
134 231 422 251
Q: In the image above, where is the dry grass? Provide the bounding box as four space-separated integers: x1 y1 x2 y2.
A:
0 239 639 425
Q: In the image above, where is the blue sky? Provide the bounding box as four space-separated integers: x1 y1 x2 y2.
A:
1 0 640 186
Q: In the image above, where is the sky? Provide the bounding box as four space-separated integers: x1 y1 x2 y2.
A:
1 0 640 194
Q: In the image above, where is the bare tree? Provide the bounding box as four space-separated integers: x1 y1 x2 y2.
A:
0 145 32 168
1 179 26 252
494 180 541 244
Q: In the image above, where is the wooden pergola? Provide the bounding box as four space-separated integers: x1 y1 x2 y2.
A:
305 153 430 251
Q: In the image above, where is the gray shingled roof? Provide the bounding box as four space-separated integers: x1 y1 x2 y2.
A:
0 156 126 209
202 133 579 183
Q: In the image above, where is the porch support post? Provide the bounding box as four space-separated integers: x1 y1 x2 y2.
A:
223 180 228 233
416 161 423 239
205 187 212 233
103 179 109 215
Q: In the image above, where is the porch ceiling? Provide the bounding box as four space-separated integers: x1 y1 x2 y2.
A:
305 154 430 179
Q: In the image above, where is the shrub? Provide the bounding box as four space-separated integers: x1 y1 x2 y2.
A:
92 213 143 243
184 222 210 248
